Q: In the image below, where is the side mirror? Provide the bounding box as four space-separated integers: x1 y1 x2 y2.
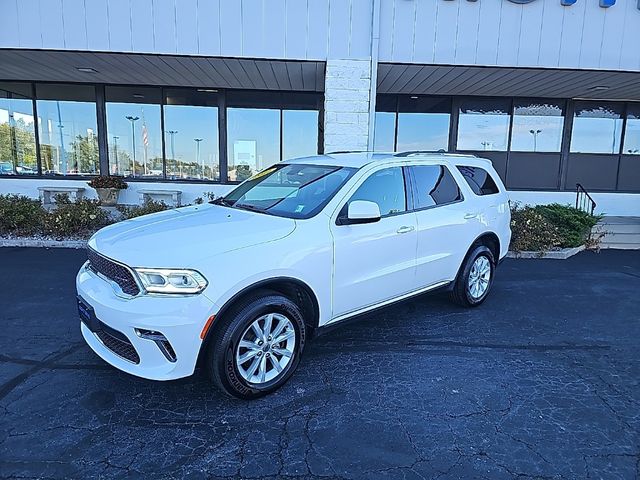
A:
340 200 381 225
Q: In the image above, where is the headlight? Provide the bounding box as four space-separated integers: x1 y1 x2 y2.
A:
134 268 208 295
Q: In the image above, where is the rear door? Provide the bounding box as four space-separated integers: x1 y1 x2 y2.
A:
409 164 477 286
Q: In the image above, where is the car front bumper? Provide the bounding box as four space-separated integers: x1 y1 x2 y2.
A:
76 262 220 381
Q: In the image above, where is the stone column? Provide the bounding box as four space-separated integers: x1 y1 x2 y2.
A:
323 59 373 154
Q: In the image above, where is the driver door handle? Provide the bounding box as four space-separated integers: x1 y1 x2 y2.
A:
396 225 415 234
464 213 478 219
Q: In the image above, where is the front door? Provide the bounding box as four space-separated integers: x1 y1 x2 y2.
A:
330 167 418 319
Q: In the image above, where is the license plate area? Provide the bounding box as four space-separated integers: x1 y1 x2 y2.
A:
77 296 99 332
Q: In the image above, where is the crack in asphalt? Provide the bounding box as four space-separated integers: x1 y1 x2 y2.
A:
0 343 84 401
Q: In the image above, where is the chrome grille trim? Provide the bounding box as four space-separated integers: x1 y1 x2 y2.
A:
87 247 142 297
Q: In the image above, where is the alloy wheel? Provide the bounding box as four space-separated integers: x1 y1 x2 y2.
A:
235 313 296 384
468 255 491 299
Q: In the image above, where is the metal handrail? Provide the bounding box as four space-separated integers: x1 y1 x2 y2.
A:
575 183 596 215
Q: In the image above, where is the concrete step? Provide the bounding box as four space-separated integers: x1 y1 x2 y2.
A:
594 216 640 250
598 233 640 244
597 223 640 234
599 243 640 250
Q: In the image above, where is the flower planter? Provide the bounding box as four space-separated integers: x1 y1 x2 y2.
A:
506 244 586 259
95 187 121 206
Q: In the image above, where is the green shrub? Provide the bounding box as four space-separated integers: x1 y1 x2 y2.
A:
533 203 601 248
510 203 561 253
0 194 46 235
44 194 109 237
116 199 168 219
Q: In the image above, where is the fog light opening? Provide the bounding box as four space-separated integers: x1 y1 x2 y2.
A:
135 328 177 363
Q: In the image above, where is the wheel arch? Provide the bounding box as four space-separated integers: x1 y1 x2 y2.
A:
450 231 501 288
473 231 500 262
196 277 320 367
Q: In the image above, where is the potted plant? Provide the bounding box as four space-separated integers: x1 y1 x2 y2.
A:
88 176 128 206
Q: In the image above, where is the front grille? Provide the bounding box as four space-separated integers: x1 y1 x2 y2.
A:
94 321 140 364
87 248 140 296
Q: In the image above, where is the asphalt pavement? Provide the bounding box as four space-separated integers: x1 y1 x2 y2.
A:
1 248 639 479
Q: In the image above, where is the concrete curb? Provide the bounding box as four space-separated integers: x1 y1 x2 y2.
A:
0 238 87 249
507 244 586 259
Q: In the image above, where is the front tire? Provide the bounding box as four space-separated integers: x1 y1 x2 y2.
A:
450 245 495 307
206 291 306 399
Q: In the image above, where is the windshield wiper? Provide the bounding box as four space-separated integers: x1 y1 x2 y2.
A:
233 203 271 214
211 197 233 206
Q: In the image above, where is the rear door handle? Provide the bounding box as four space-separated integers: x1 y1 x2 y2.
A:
396 225 415 234
464 213 478 219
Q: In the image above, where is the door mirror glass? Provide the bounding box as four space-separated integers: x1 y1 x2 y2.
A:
345 200 381 224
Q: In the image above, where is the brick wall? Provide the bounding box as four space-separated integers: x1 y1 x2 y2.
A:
323 59 373 153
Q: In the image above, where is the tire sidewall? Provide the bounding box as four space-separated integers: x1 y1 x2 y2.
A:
215 295 306 399
462 246 495 306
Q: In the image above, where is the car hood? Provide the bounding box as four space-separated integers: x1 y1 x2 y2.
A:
88 204 296 268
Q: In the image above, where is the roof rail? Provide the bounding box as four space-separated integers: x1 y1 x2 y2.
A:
327 150 368 154
393 150 477 158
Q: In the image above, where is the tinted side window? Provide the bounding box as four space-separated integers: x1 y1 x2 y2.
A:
410 165 462 209
457 166 500 195
348 167 406 217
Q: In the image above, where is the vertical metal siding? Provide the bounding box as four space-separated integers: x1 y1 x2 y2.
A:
85 1 110 51
378 0 640 72
2 0 639 70
108 0 132 52
130 0 155 53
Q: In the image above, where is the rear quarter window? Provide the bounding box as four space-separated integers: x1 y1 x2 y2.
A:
410 165 462 209
457 166 500 195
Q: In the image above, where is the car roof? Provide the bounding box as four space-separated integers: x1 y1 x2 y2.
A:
284 151 492 169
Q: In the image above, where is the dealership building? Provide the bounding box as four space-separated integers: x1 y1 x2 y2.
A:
0 0 639 215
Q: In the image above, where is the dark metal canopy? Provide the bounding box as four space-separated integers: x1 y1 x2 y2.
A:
378 63 640 101
0 48 325 92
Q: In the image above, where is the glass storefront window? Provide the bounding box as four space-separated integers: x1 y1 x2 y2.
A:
36 84 98 175
374 112 396 151
511 100 565 152
457 98 511 151
282 109 319 160
106 87 162 178
570 102 623 154
374 95 398 152
396 96 451 152
0 83 37 175
623 104 640 155
164 89 219 181
227 108 280 182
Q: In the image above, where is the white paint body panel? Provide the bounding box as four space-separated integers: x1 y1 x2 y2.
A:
76 153 508 380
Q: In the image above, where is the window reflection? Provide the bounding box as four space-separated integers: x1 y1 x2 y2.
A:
623 105 640 155
36 84 98 175
397 96 451 151
511 100 564 152
164 89 219 181
374 112 396 151
0 83 37 175
227 108 280 182
397 113 450 151
106 87 162 178
570 102 623 154
457 98 510 151
282 109 318 160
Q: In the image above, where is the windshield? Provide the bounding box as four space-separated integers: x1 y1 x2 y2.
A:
218 163 356 219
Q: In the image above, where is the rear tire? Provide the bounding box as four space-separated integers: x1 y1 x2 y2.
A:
206 290 306 399
450 245 495 307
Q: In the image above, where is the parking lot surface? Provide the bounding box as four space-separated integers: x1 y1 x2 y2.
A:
1 248 639 479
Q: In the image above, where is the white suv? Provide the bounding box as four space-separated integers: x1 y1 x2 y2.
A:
77 152 511 398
